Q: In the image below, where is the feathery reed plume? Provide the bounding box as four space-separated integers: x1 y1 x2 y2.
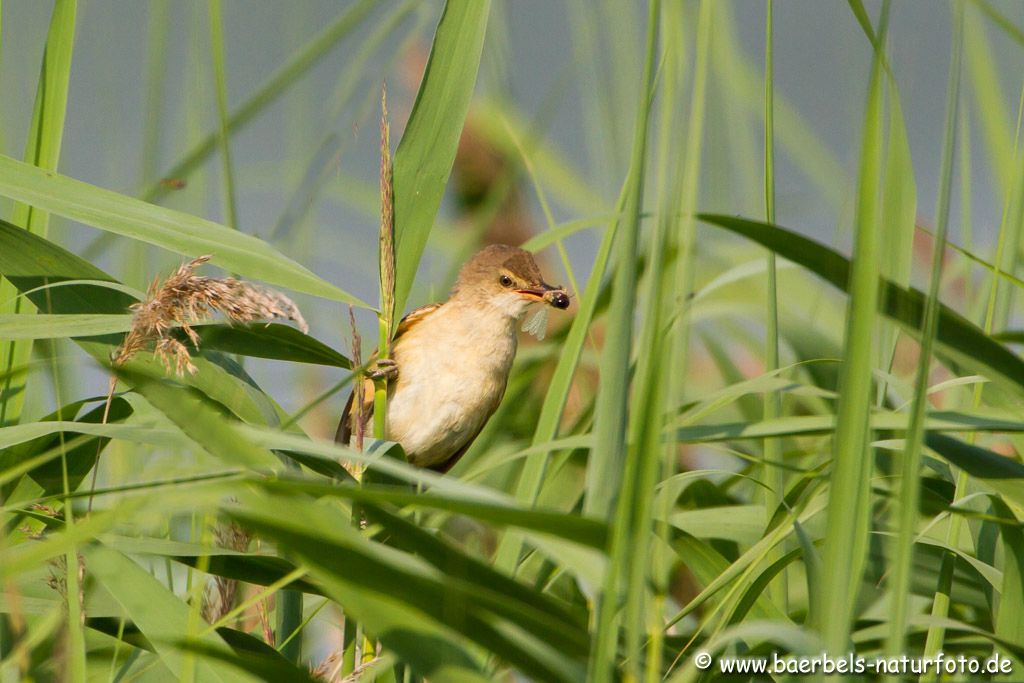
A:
255 593 274 645
379 85 396 340
111 255 308 376
88 256 308 513
201 521 251 625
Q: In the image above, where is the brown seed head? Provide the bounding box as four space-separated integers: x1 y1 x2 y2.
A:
111 255 308 376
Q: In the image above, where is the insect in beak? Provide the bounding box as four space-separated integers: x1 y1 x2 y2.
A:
515 283 570 309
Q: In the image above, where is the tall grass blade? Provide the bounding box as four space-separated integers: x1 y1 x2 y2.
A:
963 3 1014 197
814 0 889 654
637 4 689 680
208 0 239 232
587 1 660 680
761 0 787 611
885 0 961 663
391 0 491 316
990 497 1024 678
0 5 82 679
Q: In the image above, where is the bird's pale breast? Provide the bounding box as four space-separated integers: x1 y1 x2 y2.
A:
384 302 518 468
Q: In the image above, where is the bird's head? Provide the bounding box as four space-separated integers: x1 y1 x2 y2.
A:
451 244 570 319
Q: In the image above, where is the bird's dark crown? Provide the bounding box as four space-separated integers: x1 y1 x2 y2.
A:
451 244 544 297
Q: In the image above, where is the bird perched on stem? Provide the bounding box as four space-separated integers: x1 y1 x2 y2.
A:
337 244 570 473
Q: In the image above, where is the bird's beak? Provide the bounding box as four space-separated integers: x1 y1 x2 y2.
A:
515 282 570 309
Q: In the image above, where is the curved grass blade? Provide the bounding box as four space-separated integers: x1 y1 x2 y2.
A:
0 158 365 305
85 544 260 682
188 324 350 368
259 475 607 549
887 1 961 660
207 0 239 233
697 213 1024 396
177 635 319 683
0 313 130 339
672 409 1024 442
2 396 131 497
233 494 581 682
112 366 282 472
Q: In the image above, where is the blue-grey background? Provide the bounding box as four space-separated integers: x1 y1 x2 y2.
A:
2 0 1023 428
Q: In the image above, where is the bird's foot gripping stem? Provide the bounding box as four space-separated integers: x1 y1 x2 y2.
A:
367 358 398 382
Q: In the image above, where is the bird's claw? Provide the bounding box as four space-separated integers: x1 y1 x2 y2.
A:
367 358 398 382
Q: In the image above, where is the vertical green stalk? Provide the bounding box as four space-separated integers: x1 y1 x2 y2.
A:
2 4 85 656
885 0 961 666
761 0 787 611
141 1 169 187
623 9 679 679
653 0 711 665
47 299 84 681
815 0 890 656
582 0 659 519
586 1 659 680
208 0 239 232
0 0 76 428
958 94 974 305
665 0 711 427
376 88 395 442
567 0 614 191
344 87 395 680
127 0 169 289
183 514 215 683
642 6 688 682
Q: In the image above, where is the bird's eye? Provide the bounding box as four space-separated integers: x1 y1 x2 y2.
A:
499 275 514 288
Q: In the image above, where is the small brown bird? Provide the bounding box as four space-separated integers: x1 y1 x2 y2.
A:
336 244 570 472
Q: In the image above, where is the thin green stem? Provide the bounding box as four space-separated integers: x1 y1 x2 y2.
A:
762 0 787 612
208 0 239 233
816 0 891 655
885 0 961 667
587 3 661 681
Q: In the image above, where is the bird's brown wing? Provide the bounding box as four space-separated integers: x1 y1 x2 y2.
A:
335 303 443 448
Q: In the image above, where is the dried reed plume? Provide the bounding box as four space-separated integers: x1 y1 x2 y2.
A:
201 521 251 625
345 303 365 479
89 257 308 512
111 255 308 376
